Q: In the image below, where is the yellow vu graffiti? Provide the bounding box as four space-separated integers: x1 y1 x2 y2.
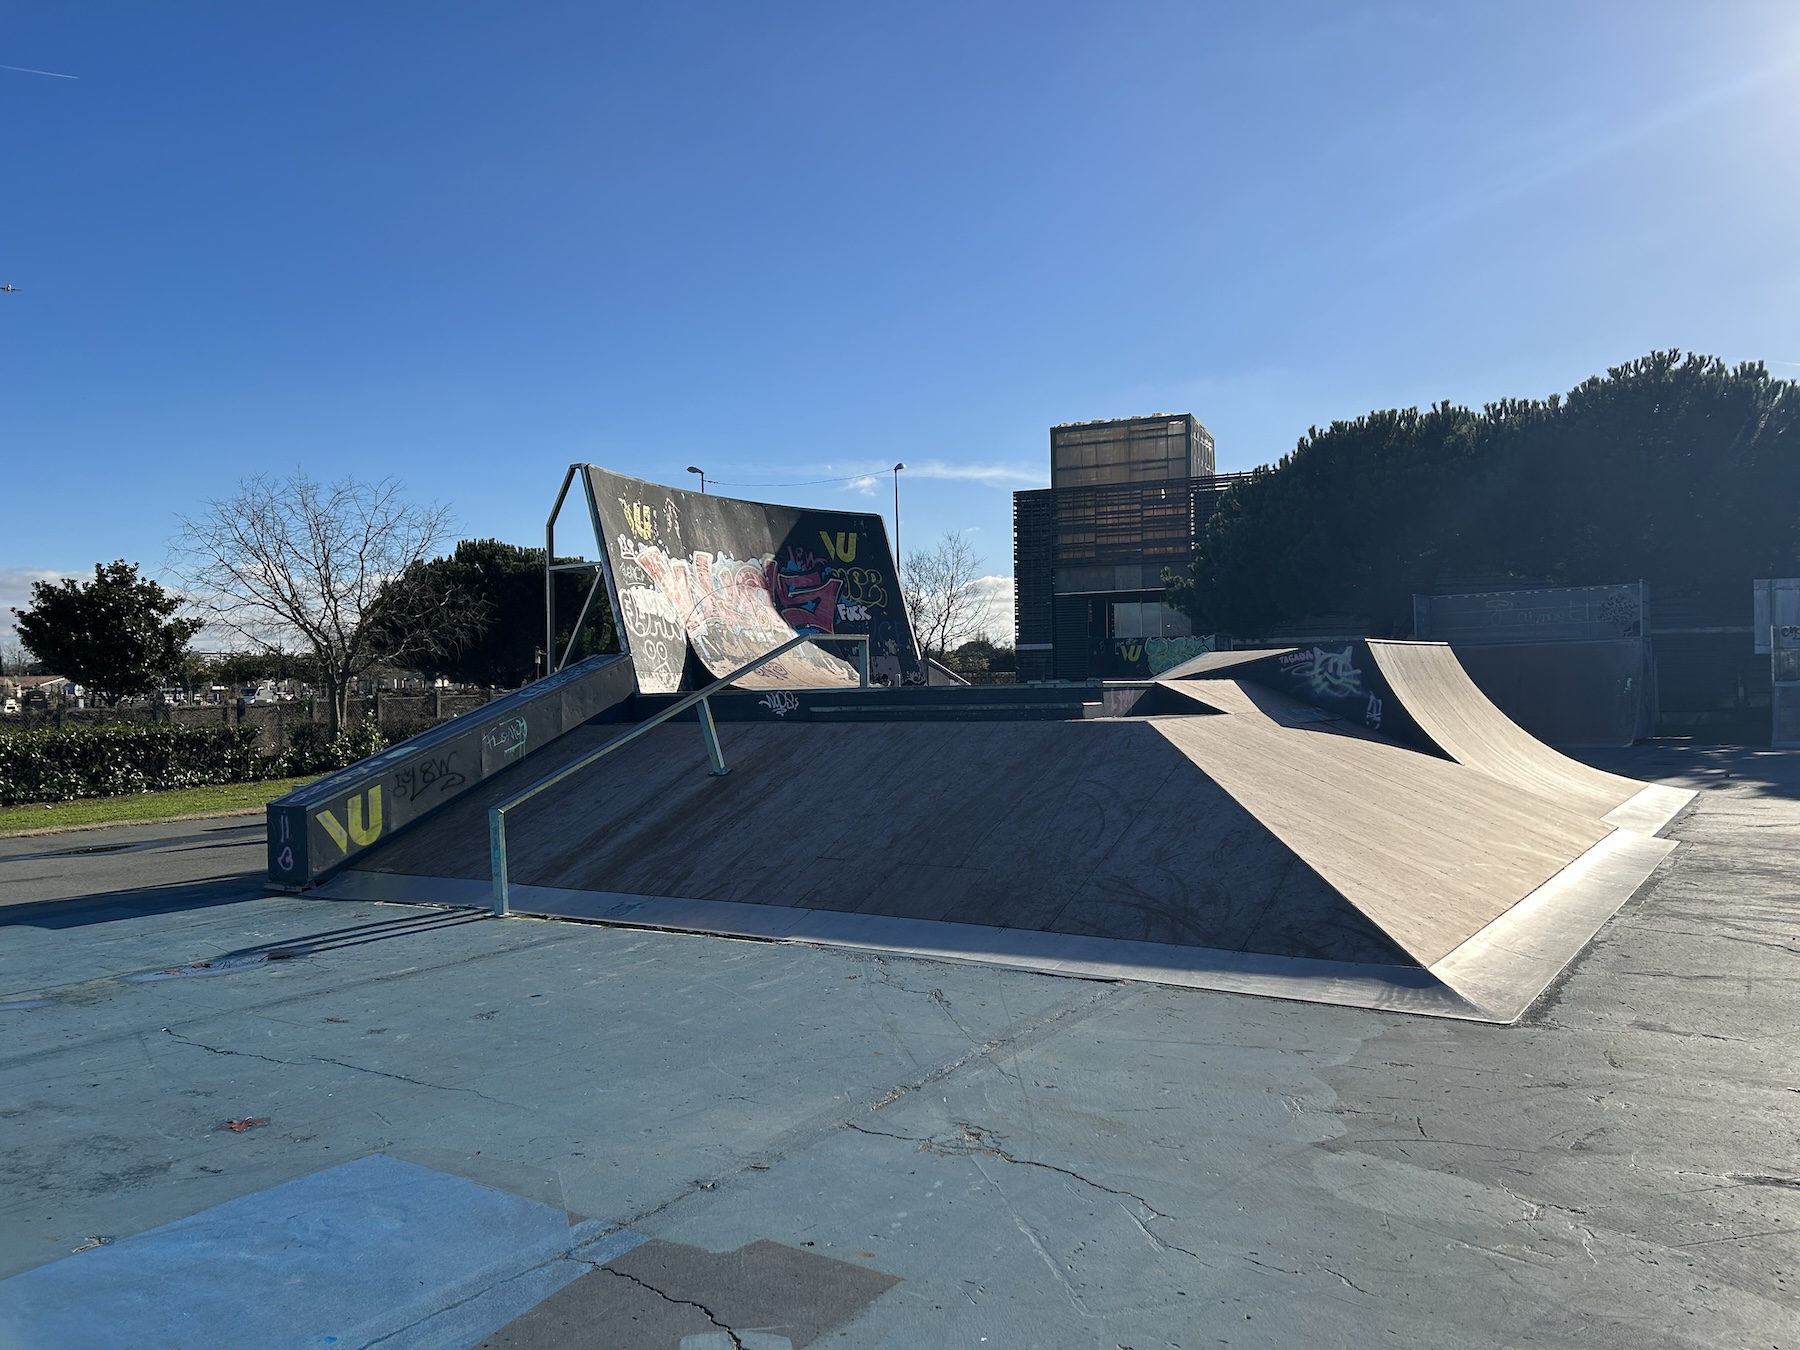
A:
315 786 383 855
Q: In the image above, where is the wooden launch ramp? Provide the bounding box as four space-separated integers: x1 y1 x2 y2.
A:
319 641 1692 1023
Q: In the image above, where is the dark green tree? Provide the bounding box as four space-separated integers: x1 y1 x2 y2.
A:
386 539 616 688
1168 352 1800 637
12 561 204 705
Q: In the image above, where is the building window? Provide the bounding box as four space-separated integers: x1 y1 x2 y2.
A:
1109 601 1193 640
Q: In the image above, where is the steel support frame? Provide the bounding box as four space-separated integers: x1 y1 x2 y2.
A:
488 631 870 916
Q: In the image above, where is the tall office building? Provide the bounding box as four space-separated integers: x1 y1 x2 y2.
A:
1013 414 1237 680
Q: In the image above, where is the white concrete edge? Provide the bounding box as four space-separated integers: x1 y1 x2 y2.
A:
316 871 1497 1022
1602 782 1698 836
1430 826 1679 1024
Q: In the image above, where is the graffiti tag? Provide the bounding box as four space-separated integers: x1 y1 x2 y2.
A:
759 690 801 717
482 717 529 763
619 498 656 541
392 750 467 802
1143 635 1214 675
315 786 383 856
1280 645 1365 700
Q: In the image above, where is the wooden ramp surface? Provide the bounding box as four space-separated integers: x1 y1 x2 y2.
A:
358 719 1414 966
1154 679 1609 965
335 655 1691 1021
1365 640 1650 821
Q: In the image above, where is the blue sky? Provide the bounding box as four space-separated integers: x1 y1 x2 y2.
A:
4 2 1798 642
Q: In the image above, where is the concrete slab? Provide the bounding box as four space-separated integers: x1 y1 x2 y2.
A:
320 869 1488 1019
1 745 1793 1348
0 1153 614 1348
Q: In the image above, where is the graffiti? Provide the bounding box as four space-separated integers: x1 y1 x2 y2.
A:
619 498 655 541
1364 694 1383 728
1144 635 1214 675
767 547 843 632
315 786 383 856
1280 645 1365 700
614 538 860 692
392 750 467 802
481 717 529 763
275 813 293 874
759 690 801 717
841 567 888 610
587 466 924 692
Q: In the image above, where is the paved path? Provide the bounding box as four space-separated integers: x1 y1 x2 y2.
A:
0 745 1794 1347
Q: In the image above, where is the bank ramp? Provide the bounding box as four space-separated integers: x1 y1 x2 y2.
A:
320 645 1693 1022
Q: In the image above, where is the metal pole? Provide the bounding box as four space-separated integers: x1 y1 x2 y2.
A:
892 463 906 577
858 641 869 688
489 807 511 916
697 696 728 775
485 631 866 913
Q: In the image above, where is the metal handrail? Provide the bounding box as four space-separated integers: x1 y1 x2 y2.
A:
488 631 870 916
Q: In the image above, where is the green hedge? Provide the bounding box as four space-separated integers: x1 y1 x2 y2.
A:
0 723 267 806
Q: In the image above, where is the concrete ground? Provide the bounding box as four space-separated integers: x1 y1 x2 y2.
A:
0 743 1795 1348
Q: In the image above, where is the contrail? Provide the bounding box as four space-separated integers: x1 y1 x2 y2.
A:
0 63 78 79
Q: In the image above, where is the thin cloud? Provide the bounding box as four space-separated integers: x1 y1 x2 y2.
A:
902 460 1045 488
710 459 1046 495
0 63 78 79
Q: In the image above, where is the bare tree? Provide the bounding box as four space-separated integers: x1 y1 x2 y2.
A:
902 531 995 660
174 474 463 735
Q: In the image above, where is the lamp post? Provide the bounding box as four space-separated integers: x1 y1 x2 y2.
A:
892 462 906 573
686 466 707 494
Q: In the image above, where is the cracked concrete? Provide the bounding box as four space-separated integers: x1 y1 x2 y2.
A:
600 1267 745 1348
1 745 1796 1347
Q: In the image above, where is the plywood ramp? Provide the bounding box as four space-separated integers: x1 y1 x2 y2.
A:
357 719 1414 966
1364 640 1652 821
1152 679 1610 965
335 662 1691 1022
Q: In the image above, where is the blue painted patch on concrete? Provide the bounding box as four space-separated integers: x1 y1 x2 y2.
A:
0 1154 643 1349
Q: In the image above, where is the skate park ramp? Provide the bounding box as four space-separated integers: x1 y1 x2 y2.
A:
1161 640 1689 836
322 644 1696 1023
588 465 922 693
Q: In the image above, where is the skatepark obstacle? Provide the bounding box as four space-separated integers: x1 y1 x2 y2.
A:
277 467 1695 1022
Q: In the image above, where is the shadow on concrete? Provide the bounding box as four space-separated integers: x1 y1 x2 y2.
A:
186 908 490 966
1570 742 1800 801
0 875 272 930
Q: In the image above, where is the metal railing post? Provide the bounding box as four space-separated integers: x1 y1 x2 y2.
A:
697 696 729 776
489 806 511 916
485 631 869 917
858 641 870 688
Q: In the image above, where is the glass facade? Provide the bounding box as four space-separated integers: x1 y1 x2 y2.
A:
1015 413 1236 682
1050 415 1215 489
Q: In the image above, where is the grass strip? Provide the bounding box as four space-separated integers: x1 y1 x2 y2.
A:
0 777 318 836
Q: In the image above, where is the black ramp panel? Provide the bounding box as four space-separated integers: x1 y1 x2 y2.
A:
351 719 1416 967
1450 639 1645 748
267 653 636 886
587 466 923 693
1169 642 1440 753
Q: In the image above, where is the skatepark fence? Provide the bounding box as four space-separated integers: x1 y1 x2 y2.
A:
487 631 871 916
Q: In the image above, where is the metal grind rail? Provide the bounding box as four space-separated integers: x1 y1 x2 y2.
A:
488 632 870 916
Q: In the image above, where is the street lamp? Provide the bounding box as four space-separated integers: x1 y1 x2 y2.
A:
686 466 706 494
892 462 906 570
